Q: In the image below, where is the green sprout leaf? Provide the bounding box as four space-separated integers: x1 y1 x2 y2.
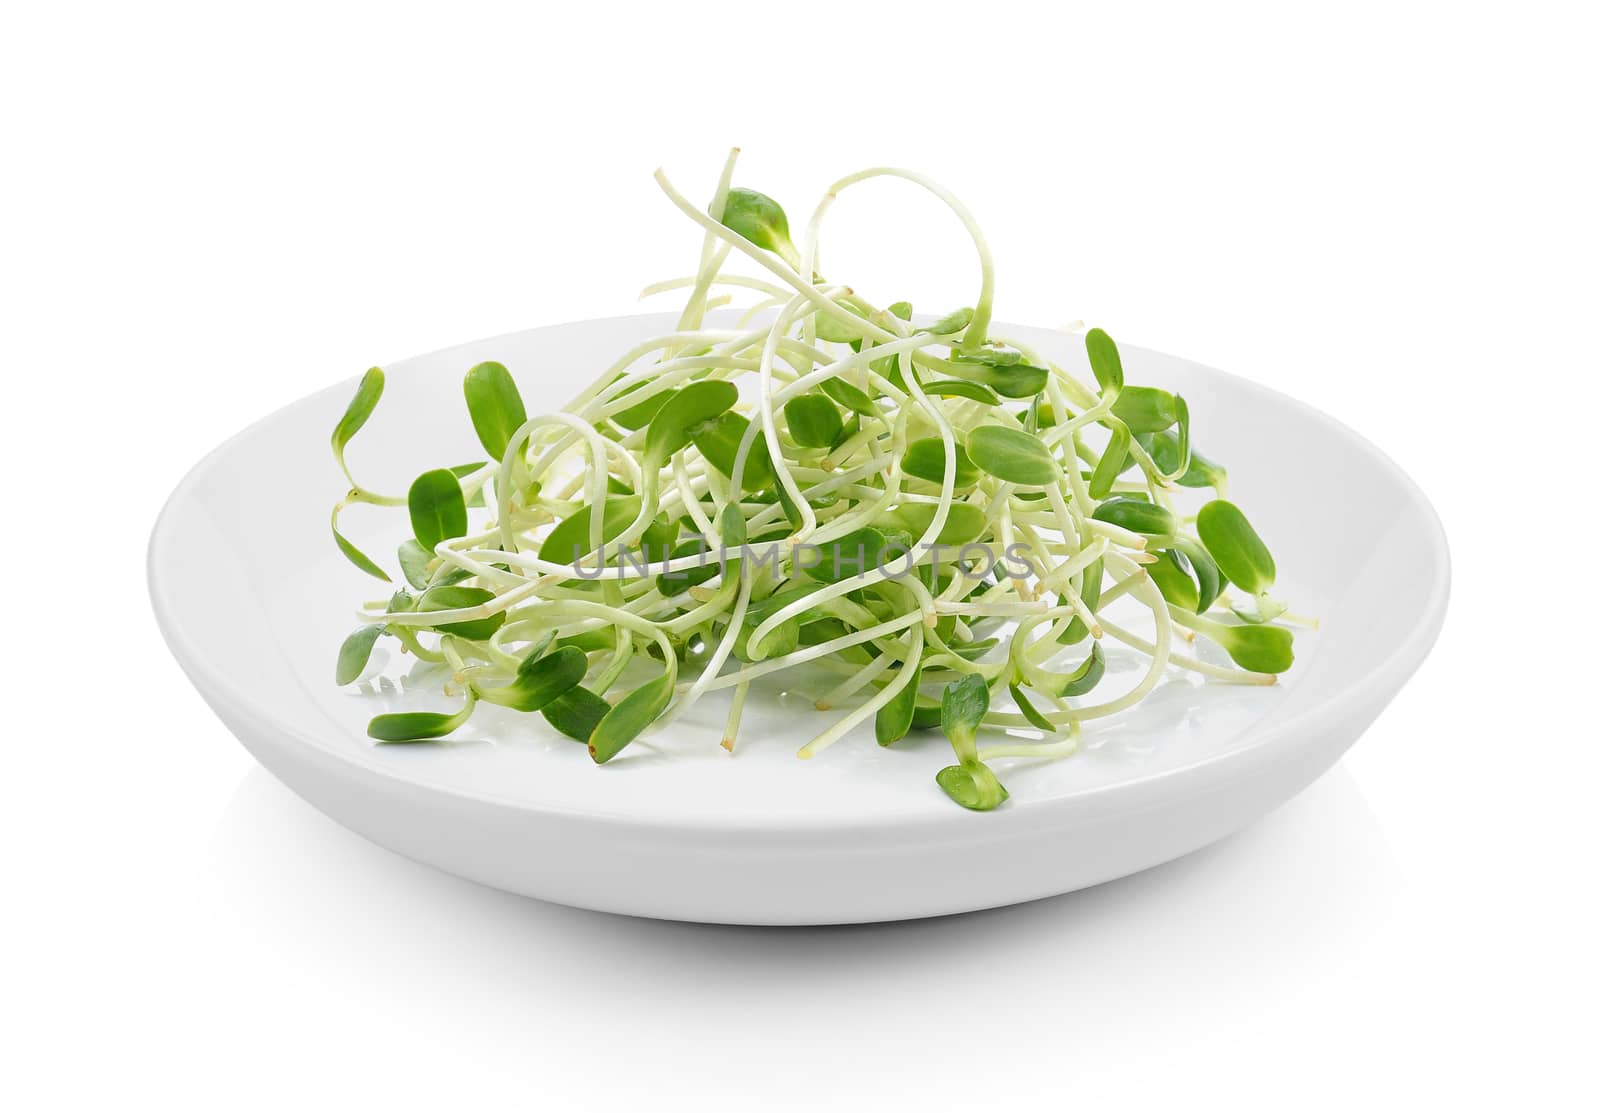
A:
408 469 468 554
611 380 673 430
935 761 1009 811
953 347 1023 368
925 308 974 335
415 585 505 641
645 380 739 467
689 411 774 491
882 501 988 545
336 624 386 685
940 672 990 756
1008 684 1057 733
1149 430 1226 491
875 656 923 747
1060 643 1107 696
1174 539 1225 613
556 629 615 654
368 694 477 742
656 537 720 594
1211 622 1295 673
1089 418 1132 500
1195 500 1276 595
1091 497 1179 541
784 394 844 448
985 365 1050 398
1169 395 1191 478
902 438 979 487
331 509 391 582
1111 386 1181 434
921 379 1002 406
332 367 384 482
397 539 432 590
819 376 877 415
1027 641 1106 698
1147 549 1200 612
542 686 612 742
463 361 528 462
967 425 1062 486
641 514 679 564
538 495 643 565
734 614 800 661
951 359 1049 399
588 671 674 763
477 645 587 712
1085 328 1123 394
719 502 747 548
1060 557 1104 645
719 187 800 268
803 527 891 583
814 304 870 343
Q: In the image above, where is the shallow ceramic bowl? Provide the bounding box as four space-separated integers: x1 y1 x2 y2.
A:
150 313 1448 924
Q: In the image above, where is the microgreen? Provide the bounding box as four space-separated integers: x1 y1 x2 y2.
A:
1148 431 1225 491
819 376 878 415
645 380 738 467
1008 684 1057 733
463 361 529 461
921 379 1002 406
875 656 922 747
690 411 774 491
331 509 391 581
589 671 674 763
784 394 844 448
951 358 1048 399
1176 609 1296 673
719 187 802 268
803 527 893 582
936 674 1008 810
543 686 612 742
1060 557 1104 645
538 496 643 564
416 584 505 640
395 539 430 590
1148 549 1201 612
336 624 386 685
1111 386 1182 434
1092 497 1179 541
332 367 384 486
612 381 672 430
476 645 587 712
941 673 989 756
1089 418 1132 499
368 693 477 742
1173 539 1225 614
967 424 1062 486
1084 329 1123 393
1025 642 1106 699
330 153 1305 811
882 502 988 545
902 438 979 486
408 469 467 553
1195 500 1276 595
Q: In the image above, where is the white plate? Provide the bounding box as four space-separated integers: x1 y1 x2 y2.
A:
150 312 1448 924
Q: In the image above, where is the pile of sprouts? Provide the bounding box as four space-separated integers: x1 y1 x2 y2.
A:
329 150 1303 811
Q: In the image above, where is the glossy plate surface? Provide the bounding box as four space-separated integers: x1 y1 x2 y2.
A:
150 313 1448 923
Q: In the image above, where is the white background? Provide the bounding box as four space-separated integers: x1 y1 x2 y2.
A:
4 2 1596 1109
